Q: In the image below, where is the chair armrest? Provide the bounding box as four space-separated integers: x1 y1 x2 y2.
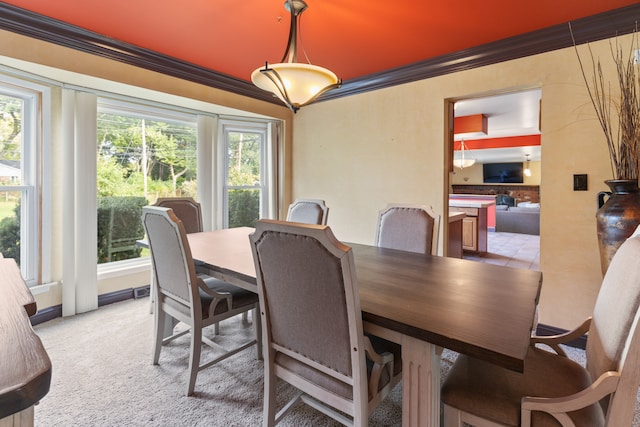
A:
363 336 394 400
196 279 232 317
531 317 591 357
520 370 619 427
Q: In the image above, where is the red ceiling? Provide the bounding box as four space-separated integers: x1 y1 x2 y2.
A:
3 0 638 82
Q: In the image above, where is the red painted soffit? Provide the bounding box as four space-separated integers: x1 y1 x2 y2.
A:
455 135 541 150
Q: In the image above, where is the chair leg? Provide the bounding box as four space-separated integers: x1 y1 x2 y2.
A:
187 325 202 396
443 404 463 427
443 403 506 427
152 304 165 365
253 306 263 361
263 361 277 427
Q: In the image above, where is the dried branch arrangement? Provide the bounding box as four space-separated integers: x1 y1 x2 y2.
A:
570 24 640 180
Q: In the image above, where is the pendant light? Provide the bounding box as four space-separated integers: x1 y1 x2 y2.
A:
453 139 476 169
524 154 532 176
251 0 342 113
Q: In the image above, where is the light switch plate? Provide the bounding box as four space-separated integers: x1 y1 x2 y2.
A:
574 174 588 191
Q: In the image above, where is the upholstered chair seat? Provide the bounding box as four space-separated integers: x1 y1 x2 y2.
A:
442 347 603 426
196 277 257 319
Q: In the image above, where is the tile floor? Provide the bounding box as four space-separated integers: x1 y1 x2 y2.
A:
463 231 540 270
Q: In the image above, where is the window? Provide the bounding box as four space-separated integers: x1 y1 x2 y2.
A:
0 78 46 286
97 99 197 263
221 120 271 228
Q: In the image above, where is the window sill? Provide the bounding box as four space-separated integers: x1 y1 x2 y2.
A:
30 282 58 295
98 257 151 280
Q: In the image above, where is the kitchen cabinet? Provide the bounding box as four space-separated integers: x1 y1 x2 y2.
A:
449 198 493 255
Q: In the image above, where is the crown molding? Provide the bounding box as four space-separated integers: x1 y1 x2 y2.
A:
0 3 638 105
324 3 640 100
0 3 277 103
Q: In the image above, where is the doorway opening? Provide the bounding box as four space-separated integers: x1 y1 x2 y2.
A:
446 88 541 270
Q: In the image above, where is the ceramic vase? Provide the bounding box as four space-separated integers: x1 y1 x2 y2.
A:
596 179 640 274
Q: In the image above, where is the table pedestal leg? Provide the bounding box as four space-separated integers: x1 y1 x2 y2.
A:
0 405 34 427
401 335 441 427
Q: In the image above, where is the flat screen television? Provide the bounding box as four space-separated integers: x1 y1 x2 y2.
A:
483 162 524 183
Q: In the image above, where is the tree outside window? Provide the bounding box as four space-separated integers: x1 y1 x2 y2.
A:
0 95 23 260
96 104 197 263
225 128 264 228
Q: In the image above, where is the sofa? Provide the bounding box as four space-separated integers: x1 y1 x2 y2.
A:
495 203 540 235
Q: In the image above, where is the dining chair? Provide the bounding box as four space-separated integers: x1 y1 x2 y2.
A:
441 232 640 427
249 219 402 426
374 203 441 255
153 196 217 308
153 197 203 234
286 198 329 225
142 206 262 396
149 197 210 315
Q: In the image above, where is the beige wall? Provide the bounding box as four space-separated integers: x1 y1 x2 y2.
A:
0 28 629 329
293 37 629 329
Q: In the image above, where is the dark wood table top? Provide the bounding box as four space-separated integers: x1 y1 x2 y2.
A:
350 243 541 372
0 258 52 418
187 227 542 372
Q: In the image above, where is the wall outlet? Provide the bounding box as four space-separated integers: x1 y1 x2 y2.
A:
635 49 640 65
134 285 150 299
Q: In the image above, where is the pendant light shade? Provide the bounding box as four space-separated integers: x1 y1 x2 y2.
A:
453 139 476 169
524 154 532 176
251 0 341 113
251 63 339 110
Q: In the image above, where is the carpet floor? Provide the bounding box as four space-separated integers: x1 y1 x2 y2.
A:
32 298 639 426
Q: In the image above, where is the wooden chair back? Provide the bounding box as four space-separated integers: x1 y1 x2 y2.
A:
153 197 203 234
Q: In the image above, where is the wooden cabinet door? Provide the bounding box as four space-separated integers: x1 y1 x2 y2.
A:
461 217 477 251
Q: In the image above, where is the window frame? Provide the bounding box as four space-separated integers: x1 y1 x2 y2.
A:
96 97 199 266
219 119 271 228
0 76 50 286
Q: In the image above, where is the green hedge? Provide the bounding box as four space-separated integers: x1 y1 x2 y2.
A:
0 192 259 266
0 202 20 264
97 196 147 263
228 189 259 228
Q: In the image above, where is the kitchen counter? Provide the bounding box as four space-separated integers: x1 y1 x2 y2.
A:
449 195 494 254
449 199 495 208
448 212 466 258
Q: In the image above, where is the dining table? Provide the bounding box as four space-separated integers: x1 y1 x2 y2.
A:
183 226 542 427
0 257 52 426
